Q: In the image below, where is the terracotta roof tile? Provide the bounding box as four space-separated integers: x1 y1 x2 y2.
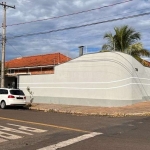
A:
142 60 150 67
6 53 71 68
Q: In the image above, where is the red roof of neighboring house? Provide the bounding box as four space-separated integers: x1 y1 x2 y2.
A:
142 60 150 67
6 53 71 68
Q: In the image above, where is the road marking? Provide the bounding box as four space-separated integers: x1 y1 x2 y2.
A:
0 125 33 135
0 117 90 133
38 132 102 150
7 123 47 133
0 138 7 143
0 131 22 140
0 123 48 143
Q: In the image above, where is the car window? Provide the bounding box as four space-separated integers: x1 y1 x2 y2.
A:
10 90 25 95
3 89 8 94
0 89 8 94
0 89 2 94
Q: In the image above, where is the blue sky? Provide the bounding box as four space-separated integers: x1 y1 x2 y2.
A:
0 0 150 61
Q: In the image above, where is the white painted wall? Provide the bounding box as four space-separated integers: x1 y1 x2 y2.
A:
18 52 150 107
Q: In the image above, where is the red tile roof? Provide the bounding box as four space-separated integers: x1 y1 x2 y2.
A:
6 53 71 68
142 60 150 67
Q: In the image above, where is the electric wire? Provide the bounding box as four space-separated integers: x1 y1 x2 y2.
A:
6 41 23 57
4 0 134 27
34 7 149 34
4 11 150 40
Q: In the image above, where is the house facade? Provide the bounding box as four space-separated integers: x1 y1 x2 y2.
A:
5 53 71 76
18 52 150 107
5 53 71 88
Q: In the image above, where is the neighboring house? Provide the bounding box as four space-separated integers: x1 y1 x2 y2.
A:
5 53 71 76
142 60 150 67
4 53 71 88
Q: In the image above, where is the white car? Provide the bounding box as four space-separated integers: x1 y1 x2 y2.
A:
0 88 26 109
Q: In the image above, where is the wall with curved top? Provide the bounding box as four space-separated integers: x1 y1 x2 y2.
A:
18 52 150 107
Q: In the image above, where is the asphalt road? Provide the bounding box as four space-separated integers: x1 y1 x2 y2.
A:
0 107 149 150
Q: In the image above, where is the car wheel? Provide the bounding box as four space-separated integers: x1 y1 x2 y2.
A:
1 101 6 109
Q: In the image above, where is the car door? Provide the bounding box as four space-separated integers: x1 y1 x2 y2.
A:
0 89 8 104
0 89 3 101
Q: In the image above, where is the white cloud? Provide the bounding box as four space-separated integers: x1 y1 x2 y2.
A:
141 56 150 62
16 0 30 5
0 0 149 61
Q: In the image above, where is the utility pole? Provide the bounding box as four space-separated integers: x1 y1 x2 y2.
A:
0 2 15 88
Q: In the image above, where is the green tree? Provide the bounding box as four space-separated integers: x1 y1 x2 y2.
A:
102 33 115 51
102 25 150 65
128 42 150 65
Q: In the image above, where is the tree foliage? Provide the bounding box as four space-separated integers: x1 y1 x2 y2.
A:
101 25 150 66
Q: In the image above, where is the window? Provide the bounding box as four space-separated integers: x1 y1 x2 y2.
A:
0 89 2 94
10 90 25 95
3 90 8 94
9 69 15 74
0 89 8 94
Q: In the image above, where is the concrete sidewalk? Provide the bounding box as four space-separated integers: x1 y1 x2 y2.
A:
28 101 150 117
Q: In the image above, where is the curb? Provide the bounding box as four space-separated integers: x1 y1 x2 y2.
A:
29 107 150 117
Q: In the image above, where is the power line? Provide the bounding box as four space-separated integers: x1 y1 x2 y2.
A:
43 8 149 33
5 11 150 40
5 25 150 45
5 0 133 27
4 8 150 41
6 41 23 57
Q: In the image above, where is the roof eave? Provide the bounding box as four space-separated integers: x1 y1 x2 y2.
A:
7 64 55 70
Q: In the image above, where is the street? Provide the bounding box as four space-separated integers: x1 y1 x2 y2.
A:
0 108 149 150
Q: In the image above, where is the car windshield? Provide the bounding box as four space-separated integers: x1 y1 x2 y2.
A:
10 90 25 95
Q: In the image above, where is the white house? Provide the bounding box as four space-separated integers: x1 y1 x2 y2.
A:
18 52 150 107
